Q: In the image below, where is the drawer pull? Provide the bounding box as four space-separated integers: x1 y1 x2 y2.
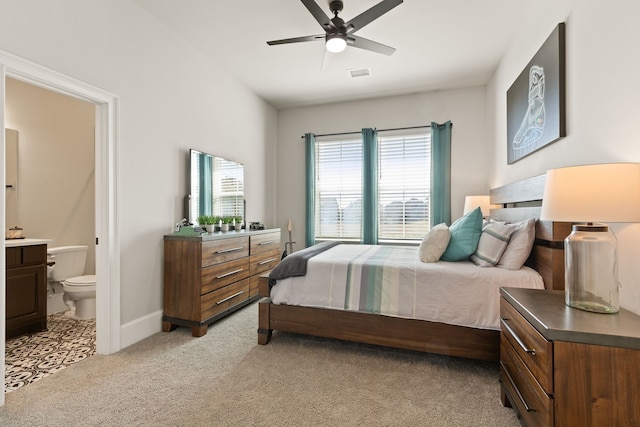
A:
216 291 244 305
258 240 277 246
501 361 536 413
501 318 536 356
216 246 245 254
258 257 277 265
216 269 243 279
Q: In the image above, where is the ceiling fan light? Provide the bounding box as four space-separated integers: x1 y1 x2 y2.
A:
326 34 347 53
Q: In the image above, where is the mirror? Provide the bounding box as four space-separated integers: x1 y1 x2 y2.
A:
187 149 244 226
5 129 19 229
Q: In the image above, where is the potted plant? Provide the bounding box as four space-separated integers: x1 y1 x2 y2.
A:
211 215 222 231
234 216 243 231
198 215 216 232
220 216 233 232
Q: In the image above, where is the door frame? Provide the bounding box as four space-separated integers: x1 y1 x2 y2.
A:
0 49 120 406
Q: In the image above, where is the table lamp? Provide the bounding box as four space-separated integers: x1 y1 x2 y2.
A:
463 195 498 219
540 163 640 313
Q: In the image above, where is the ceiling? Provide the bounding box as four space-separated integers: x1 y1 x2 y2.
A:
134 0 524 109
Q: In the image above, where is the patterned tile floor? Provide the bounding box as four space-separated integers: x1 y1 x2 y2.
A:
4 313 96 393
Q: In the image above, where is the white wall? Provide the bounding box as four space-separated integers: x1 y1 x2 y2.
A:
5 78 96 275
276 87 488 248
0 0 277 337
486 0 640 315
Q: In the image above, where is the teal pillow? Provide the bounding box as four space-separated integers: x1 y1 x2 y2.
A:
440 207 483 262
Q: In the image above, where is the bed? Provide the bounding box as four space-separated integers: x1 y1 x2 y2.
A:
257 175 572 361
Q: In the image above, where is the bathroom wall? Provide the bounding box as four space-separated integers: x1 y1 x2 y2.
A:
4 78 96 275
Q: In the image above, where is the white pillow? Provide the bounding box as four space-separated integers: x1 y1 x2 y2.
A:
470 222 518 267
419 223 450 263
497 218 536 270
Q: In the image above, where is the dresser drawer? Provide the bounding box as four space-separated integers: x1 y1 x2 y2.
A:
201 237 249 267
500 335 553 427
250 231 281 256
500 298 553 394
201 278 250 320
249 248 280 276
201 257 250 294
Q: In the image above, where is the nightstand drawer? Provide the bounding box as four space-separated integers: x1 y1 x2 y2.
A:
500 298 553 393
201 237 249 267
500 335 553 427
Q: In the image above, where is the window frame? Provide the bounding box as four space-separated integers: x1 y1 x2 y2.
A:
311 129 431 245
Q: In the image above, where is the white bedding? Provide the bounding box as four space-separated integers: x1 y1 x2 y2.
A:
270 244 544 330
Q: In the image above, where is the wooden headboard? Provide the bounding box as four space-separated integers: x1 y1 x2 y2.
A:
489 174 571 291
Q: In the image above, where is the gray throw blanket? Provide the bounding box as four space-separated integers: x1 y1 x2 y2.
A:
268 241 340 288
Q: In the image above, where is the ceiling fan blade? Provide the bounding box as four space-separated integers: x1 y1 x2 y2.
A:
267 35 325 46
348 35 396 55
345 0 403 34
300 0 333 31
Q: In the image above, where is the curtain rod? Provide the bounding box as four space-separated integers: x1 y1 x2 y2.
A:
300 124 432 139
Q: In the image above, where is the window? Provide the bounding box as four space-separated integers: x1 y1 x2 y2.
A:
378 133 430 242
314 138 363 241
313 130 431 243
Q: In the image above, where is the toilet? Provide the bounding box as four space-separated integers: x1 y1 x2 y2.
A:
47 245 96 320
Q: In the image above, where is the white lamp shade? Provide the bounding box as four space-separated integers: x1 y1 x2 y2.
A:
326 34 347 53
463 195 497 218
540 163 640 223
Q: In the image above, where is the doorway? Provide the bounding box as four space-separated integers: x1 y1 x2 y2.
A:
0 50 120 406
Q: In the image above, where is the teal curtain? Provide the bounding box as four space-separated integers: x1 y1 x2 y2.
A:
361 128 378 244
430 121 452 226
304 133 316 247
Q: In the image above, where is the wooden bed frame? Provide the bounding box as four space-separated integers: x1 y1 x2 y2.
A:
257 175 571 362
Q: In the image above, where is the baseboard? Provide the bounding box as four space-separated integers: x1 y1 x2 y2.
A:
119 309 163 349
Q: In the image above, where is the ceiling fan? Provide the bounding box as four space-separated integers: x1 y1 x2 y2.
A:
267 0 403 56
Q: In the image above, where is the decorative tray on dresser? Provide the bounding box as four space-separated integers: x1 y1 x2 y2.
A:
163 228 280 337
499 287 640 427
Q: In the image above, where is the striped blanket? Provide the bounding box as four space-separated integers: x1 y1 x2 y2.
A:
270 244 544 330
344 245 419 314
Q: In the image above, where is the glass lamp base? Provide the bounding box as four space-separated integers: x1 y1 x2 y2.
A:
564 223 620 314
567 299 619 314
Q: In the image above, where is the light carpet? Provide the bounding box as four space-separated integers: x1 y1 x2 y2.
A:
0 301 520 426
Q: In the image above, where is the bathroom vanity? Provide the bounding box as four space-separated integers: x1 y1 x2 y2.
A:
163 228 281 337
5 238 51 338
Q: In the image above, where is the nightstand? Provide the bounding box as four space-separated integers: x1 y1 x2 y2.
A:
499 287 640 427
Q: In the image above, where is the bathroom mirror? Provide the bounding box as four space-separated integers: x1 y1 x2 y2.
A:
5 128 19 229
187 149 244 225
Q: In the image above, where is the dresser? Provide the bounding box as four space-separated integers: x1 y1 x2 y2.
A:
6 242 48 339
500 287 640 427
162 228 280 337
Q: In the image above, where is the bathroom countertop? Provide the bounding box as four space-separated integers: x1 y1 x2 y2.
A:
5 238 52 248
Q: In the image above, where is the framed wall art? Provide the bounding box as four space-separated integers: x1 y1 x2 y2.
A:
507 23 566 164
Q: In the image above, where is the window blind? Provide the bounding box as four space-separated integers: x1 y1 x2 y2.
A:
314 139 363 240
378 133 430 242
213 157 244 217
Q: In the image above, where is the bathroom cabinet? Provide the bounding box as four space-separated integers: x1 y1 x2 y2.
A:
6 243 48 338
163 228 280 337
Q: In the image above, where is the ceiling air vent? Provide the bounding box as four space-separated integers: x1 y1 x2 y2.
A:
348 68 371 78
